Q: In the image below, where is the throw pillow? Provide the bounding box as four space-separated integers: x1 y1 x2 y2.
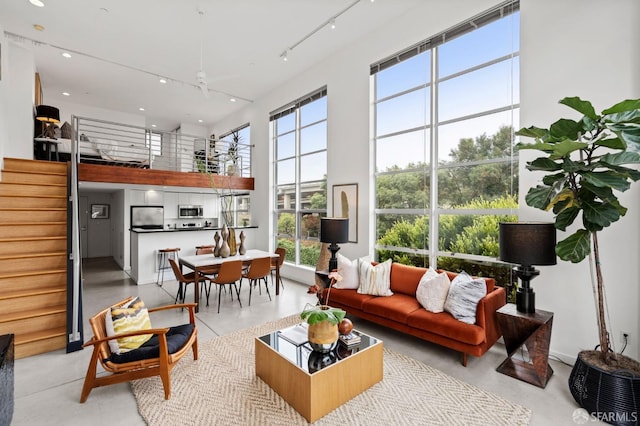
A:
105 297 153 354
416 267 451 313
443 272 487 324
357 257 393 296
333 253 359 289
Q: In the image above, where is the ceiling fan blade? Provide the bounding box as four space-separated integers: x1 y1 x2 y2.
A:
199 83 210 98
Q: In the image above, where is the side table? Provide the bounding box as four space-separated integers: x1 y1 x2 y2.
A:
495 303 554 388
34 138 60 161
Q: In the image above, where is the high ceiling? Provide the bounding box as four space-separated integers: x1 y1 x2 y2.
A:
0 0 422 130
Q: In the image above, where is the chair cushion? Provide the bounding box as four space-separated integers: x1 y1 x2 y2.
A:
108 323 195 364
105 297 153 354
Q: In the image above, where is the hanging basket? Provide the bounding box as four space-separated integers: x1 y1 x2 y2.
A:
569 350 640 426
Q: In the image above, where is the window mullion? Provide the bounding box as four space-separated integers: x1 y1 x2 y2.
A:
428 46 439 269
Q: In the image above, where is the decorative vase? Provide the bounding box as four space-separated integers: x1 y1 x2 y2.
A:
213 232 220 257
569 350 640 426
238 231 246 255
220 225 230 258
228 228 237 256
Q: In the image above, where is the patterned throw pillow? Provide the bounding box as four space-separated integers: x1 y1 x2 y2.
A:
416 267 451 313
443 272 487 324
105 297 153 354
333 253 359 289
357 258 393 296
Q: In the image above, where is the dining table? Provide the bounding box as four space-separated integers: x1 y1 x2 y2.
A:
178 249 281 312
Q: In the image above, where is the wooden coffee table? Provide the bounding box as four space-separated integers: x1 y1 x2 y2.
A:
255 325 383 422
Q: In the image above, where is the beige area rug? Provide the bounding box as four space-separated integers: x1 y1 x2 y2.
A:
131 315 531 425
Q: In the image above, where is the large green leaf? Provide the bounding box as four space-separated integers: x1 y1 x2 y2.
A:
525 185 556 210
556 229 591 263
602 163 640 181
599 151 640 167
550 118 581 139
582 199 621 230
562 157 586 173
516 126 548 138
580 181 616 203
548 139 589 159
581 171 631 191
594 137 625 150
517 141 556 152
602 99 640 116
618 126 640 153
555 206 580 231
527 157 562 171
560 97 597 120
542 172 568 186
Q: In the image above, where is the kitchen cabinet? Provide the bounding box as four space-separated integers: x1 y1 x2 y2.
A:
164 193 178 218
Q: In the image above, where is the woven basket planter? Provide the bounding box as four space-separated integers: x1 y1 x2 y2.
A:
569 350 640 426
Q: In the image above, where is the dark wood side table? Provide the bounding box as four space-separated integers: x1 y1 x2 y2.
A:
34 138 60 161
495 303 554 388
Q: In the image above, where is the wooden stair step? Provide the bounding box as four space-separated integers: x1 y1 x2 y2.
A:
0 305 67 324
0 195 67 208
15 333 67 359
0 286 65 300
0 209 66 222
0 236 67 256
2 157 67 174
1 170 67 185
0 223 66 238
0 183 66 197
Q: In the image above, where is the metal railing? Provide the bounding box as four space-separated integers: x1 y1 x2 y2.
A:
70 116 252 177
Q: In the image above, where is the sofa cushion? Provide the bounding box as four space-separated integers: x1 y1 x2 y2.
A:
416 268 451 313
389 262 428 296
357 258 393 296
407 309 485 346
440 270 495 293
333 253 359 289
328 287 375 310
443 272 487 324
363 293 421 323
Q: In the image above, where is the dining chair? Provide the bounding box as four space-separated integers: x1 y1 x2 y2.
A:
168 258 207 305
205 259 243 313
270 247 286 291
241 256 272 306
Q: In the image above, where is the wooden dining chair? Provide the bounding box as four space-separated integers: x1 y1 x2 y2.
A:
80 296 198 403
270 247 286 291
204 259 243 313
168 258 207 304
242 256 272 306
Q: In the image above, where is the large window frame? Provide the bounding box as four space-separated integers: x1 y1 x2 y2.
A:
372 1 519 285
271 88 328 267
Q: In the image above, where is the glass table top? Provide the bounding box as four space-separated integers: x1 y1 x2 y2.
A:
258 323 379 374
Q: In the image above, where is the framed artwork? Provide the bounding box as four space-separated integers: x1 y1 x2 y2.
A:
91 204 110 219
332 183 358 243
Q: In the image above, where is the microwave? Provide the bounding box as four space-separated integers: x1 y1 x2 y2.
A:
178 205 204 219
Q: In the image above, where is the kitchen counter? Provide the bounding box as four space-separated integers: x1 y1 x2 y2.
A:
131 225 257 233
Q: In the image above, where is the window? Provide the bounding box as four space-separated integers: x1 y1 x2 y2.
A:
372 2 519 287
220 192 251 227
272 88 328 267
145 131 162 156
219 124 251 177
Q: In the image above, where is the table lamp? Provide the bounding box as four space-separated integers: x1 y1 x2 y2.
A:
35 105 60 139
320 218 349 272
499 222 556 313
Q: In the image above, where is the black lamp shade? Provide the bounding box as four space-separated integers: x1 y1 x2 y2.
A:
35 105 60 124
499 222 557 266
320 218 349 244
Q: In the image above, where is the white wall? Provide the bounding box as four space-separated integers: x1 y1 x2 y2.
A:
53 99 145 128
520 0 640 362
215 0 640 361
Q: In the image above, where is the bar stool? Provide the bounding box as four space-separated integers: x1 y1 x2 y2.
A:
156 248 180 287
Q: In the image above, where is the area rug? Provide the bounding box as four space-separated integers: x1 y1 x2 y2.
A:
131 315 531 425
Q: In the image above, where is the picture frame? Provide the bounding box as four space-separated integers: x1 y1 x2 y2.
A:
91 204 110 219
332 183 358 243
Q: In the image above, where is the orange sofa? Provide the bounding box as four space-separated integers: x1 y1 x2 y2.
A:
326 262 506 366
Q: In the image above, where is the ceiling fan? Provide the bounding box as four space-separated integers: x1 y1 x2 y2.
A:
196 8 209 98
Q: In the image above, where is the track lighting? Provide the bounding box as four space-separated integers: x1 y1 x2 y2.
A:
330 19 336 29
281 50 288 61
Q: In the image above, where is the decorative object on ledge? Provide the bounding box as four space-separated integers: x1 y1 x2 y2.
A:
498 222 556 313
228 227 237 256
238 231 246 255
219 225 230 258
320 217 349 273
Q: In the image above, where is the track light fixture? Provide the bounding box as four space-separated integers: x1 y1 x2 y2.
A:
279 0 367 60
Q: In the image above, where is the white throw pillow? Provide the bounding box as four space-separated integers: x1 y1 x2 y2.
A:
443 272 487 324
333 253 359 289
357 257 393 296
416 267 451 313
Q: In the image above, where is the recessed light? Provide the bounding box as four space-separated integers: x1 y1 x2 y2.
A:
29 0 45 7
62 92 70 96
33 24 45 31
151 124 157 128
198 119 203 123
159 78 167 84
230 98 236 103
62 52 71 58
139 107 145 111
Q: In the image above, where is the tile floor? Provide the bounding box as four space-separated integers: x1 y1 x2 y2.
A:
11 257 594 425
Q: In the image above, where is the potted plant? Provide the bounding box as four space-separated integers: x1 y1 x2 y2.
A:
226 131 240 176
301 271 346 353
517 97 640 424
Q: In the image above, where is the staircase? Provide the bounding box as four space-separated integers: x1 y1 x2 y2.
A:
0 158 68 358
